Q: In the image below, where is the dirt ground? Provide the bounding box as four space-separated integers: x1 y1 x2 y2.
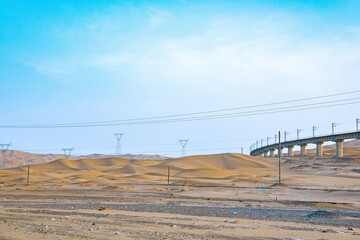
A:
0 185 359 240
0 151 359 239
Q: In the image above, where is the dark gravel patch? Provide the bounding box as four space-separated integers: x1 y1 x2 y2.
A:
1 201 359 227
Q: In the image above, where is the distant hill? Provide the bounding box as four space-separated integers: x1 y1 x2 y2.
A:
2 139 359 169
0 150 169 169
79 153 169 161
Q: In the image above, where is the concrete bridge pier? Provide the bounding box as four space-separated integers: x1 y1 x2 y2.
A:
300 144 307 156
263 150 269 158
336 140 344 158
316 142 324 158
269 149 275 158
287 146 294 157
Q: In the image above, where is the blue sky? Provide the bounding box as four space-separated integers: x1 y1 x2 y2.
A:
1 0 360 156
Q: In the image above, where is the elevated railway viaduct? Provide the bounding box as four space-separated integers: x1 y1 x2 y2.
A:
250 131 360 158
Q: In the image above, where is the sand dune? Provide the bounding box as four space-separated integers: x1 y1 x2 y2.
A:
0 153 279 187
0 150 168 168
0 151 358 190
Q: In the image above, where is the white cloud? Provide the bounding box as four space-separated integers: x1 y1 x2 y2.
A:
25 7 360 97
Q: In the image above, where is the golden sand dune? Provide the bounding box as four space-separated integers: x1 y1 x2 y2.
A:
0 153 279 187
161 153 273 169
0 150 358 189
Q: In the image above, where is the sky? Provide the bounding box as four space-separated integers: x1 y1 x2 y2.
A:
1 0 360 157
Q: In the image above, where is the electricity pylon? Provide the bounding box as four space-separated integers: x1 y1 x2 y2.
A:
62 148 74 158
178 139 189 157
114 133 124 156
0 143 11 169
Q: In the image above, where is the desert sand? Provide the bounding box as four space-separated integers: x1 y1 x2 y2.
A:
0 150 168 169
0 140 359 239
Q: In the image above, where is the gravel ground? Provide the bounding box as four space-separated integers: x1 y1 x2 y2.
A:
1 201 359 227
0 187 359 239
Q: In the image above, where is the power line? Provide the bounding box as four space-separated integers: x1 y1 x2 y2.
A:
15 137 257 154
0 90 359 128
4 146 247 158
1 99 360 129
18 99 357 128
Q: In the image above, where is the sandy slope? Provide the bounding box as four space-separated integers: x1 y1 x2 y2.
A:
0 151 358 191
0 153 279 188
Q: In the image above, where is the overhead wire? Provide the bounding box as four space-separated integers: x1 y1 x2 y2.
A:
0 92 360 128
16 138 255 153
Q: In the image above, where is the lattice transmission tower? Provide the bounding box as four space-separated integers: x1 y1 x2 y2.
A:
114 133 124 156
0 143 11 169
62 147 74 159
178 139 189 157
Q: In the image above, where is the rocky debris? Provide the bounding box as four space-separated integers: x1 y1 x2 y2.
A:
98 206 112 211
224 219 239 224
37 224 49 234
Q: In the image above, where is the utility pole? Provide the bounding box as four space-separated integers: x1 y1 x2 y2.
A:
178 139 189 157
332 123 339 135
267 137 271 146
0 143 11 169
356 118 359 132
274 134 277 144
114 133 124 156
241 148 243 154
261 139 264 148
297 129 303 140
27 165 30 184
312 126 319 137
284 131 290 142
167 165 170 185
256 140 259 149
62 148 74 159
278 131 281 184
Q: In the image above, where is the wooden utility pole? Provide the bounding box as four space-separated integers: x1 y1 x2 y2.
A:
167 166 170 185
27 165 30 184
278 131 281 184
